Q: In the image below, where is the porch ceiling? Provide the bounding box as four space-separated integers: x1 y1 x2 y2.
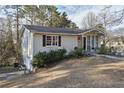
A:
82 30 105 36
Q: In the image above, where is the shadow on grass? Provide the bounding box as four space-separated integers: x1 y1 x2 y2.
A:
0 56 124 88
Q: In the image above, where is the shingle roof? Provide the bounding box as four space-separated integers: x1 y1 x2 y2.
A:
24 25 90 34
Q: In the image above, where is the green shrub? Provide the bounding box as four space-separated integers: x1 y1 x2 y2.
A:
57 49 67 59
74 47 83 57
32 52 47 67
46 50 56 64
32 49 67 68
68 47 83 58
67 51 75 58
99 44 109 54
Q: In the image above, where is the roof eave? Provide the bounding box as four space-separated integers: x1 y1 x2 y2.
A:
31 31 79 35
79 29 105 35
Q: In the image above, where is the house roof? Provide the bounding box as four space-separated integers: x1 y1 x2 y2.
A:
24 25 91 34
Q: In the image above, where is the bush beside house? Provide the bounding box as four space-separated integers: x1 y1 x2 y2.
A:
32 48 84 68
32 49 67 68
67 47 84 58
99 44 109 54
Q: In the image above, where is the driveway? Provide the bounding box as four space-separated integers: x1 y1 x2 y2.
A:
0 56 124 88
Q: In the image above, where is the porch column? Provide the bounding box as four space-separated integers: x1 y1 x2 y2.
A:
98 36 101 48
85 36 87 51
94 35 96 48
96 35 98 48
90 35 92 50
82 36 84 49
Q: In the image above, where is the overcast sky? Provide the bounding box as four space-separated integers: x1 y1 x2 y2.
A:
57 5 124 30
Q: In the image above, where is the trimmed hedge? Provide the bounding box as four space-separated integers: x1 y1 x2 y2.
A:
32 49 67 68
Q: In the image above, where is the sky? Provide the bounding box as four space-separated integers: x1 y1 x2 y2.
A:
57 5 124 30
0 5 124 30
57 5 101 28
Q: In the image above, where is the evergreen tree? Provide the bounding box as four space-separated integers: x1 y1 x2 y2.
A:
23 5 78 28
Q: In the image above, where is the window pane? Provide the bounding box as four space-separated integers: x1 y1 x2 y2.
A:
52 36 55 45
55 36 57 45
46 36 51 45
52 36 58 46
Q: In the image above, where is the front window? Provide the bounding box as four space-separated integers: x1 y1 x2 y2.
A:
46 35 58 46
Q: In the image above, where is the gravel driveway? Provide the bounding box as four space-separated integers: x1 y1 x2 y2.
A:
0 56 124 88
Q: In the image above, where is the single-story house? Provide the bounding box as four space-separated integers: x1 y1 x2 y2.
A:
21 25 105 71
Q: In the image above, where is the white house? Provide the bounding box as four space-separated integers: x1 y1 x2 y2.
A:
21 25 105 71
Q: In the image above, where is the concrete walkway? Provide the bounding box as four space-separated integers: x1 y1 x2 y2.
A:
0 71 25 80
96 54 124 60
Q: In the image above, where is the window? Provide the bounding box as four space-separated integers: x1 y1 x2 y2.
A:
52 36 58 46
46 35 60 46
46 36 52 46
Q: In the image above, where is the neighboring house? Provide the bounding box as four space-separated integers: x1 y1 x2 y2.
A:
106 28 124 56
21 25 105 71
108 35 124 56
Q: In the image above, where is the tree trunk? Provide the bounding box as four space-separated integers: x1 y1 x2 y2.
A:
16 5 20 63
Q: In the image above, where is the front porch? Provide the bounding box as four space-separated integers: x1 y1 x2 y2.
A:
77 30 104 53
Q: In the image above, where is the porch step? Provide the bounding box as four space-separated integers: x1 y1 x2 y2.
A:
83 51 97 56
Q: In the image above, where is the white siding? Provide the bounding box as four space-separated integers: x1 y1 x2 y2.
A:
22 28 33 71
33 34 78 55
22 29 30 58
61 35 78 53
33 34 42 55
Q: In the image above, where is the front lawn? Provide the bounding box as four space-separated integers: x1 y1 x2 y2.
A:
0 56 124 88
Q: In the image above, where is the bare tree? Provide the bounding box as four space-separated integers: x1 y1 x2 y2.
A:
98 5 124 30
0 5 24 65
82 6 124 30
0 16 16 65
82 12 98 29
97 6 124 46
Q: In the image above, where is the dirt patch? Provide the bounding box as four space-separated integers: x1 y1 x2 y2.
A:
0 56 124 88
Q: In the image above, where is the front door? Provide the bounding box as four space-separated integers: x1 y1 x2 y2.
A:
83 37 86 50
